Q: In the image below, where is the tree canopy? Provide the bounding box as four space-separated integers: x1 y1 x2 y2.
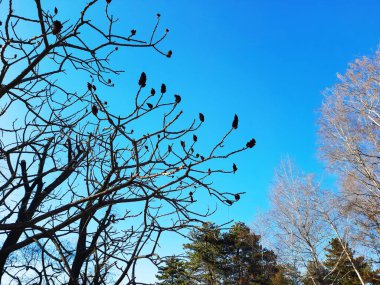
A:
156 222 284 285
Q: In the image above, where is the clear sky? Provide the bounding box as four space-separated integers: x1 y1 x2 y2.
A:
4 0 380 282
102 1 380 281
95 0 380 223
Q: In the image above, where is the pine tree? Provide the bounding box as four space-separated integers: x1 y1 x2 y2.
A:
184 222 223 285
157 222 285 284
184 222 279 285
156 256 190 285
220 222 278 285
270 265 296 285
323 238 376 285
303 262 328 285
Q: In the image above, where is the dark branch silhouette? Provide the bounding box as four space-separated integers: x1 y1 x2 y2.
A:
0 1 255 284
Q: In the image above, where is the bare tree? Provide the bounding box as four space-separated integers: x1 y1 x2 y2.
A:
315 195 367 285
268 160 330 285
318 48 380 260
0 1 255 284
266 160 369 285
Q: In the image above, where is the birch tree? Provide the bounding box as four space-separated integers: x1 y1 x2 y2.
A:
319 48 380 259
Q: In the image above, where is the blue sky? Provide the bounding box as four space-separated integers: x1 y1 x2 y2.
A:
4 0 380 282
101 1 380 280
98 0 380 222
7 0 380 222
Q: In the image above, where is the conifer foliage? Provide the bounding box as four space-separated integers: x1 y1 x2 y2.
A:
323 239 377 285
156 222 286 285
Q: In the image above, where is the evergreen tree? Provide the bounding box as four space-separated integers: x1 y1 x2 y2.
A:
183 222 280 285
323 238 376 285
270 265 296 285
220 222 278 285
156 222 289 284
184 222 223 285
303 262 328 285
156 256 190 285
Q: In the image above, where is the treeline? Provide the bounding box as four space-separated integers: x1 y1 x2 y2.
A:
156 48 380 284
155 222 281 285
155 222 378 284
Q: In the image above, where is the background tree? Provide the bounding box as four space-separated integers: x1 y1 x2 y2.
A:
322 238 376 285
319 48 380 259
156 256 190 285
263 159 378 285
270 265 300 285
268 160 329 284
220 222 278 285
184 223 223 285
0 1 255 284
270 265 295 285
178 222 279 285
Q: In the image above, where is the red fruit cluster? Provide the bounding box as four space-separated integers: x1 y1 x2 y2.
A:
138 72 147 87
52 20 63 35
232 114 239 129
246 138 256 148
161 84 166 94
174 94 181 103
